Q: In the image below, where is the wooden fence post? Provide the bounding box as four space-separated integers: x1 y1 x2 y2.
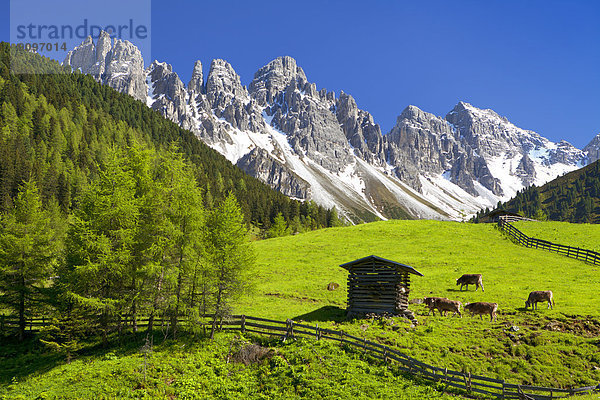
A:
240 315 246 334
315 323 319 340
284 319 291 341
443 367 449 390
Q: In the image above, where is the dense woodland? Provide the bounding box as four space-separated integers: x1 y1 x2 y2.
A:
0 43 342 234
472 160 600 223
0 43 345 349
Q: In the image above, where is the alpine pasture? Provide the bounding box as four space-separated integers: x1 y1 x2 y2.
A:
237 220 600 387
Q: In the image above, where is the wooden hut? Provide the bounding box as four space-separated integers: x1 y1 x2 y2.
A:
340 255 423 320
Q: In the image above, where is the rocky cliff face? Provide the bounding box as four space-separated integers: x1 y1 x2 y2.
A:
64 34 593 222
64 31 147 102
236 147 310 199
583 134 600 164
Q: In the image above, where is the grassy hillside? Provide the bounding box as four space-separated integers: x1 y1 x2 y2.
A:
512 220 600 252
238 220 600 318
3 220 600 397
1 333 458 399
234 220 600 387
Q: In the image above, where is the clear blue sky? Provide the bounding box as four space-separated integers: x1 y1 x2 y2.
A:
2 0 599 148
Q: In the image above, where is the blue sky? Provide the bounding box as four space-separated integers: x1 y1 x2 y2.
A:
2 0 599 148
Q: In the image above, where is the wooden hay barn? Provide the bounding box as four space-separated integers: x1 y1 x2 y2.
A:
340 255 423 320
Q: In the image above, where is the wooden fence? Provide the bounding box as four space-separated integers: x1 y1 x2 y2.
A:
3 313 597 399
497 216 600 266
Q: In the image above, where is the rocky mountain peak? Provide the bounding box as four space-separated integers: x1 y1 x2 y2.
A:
249 56 308 105
95 31 112 65
583 133 600 164
187 60 204 94
206 59 249 109
63 36 593 222
398 105 435 125
64 32 147 101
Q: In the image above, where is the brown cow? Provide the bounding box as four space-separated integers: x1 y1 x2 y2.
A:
424 297 445 316
464 302 497 322
456 274 484 291
525 290 554 310
434 298 462 317
424 297 462 317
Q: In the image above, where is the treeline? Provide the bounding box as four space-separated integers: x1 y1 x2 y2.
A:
472 160 600 223
0 43 342 235
0 144 251 355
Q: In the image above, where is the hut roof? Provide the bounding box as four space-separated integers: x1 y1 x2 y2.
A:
339 255 423 276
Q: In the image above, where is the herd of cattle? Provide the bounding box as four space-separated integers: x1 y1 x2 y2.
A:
423 273 555 322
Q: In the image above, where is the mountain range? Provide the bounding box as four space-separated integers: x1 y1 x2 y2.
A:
63 32 600 222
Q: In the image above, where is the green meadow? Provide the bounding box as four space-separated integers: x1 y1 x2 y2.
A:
0 333 459 400
235 220 600 387
2 220 600 398
238 220 600 319
513 220 600 252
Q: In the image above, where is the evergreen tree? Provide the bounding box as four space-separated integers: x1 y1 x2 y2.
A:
267 212 289 238
0 180 60 341
204 193 254 339
62 149 139 344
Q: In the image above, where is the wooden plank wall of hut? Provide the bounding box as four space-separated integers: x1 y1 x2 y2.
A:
395 273 410 312
347 259 411 315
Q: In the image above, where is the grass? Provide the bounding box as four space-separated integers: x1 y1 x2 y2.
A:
238 220 600 319
0 332 461 399
234 220 600 388
3 219 600 397
512 220 600 252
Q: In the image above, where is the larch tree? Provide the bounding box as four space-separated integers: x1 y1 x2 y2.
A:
204 193 254 339
0 180 60 341
63 149 139 344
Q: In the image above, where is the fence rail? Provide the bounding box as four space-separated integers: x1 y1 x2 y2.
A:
497 216 600 266
2 314 599 398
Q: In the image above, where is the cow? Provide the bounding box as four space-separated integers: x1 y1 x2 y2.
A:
434 298 462 317
525 290 554 310
456 274 484 291
424 297 462 317
424 297 445 316
464 302 497 322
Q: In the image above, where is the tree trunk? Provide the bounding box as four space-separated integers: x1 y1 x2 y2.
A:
147 263 166 336
18 272 25 342
210 284 224 340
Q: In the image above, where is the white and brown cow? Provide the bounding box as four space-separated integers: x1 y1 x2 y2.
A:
424 297 445 316
424 297 462 317
464 302 497 322
525 290 554 310
456 274 484 291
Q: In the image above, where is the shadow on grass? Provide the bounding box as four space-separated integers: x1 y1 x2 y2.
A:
446 288 482 293
293 306 347 323
0 330 209 385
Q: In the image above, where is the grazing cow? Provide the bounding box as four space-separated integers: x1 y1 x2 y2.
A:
525 290 554 310
456 274 484 291
434 298 462 317
464 302 497 322
424 297 445 316
424 297 462 317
